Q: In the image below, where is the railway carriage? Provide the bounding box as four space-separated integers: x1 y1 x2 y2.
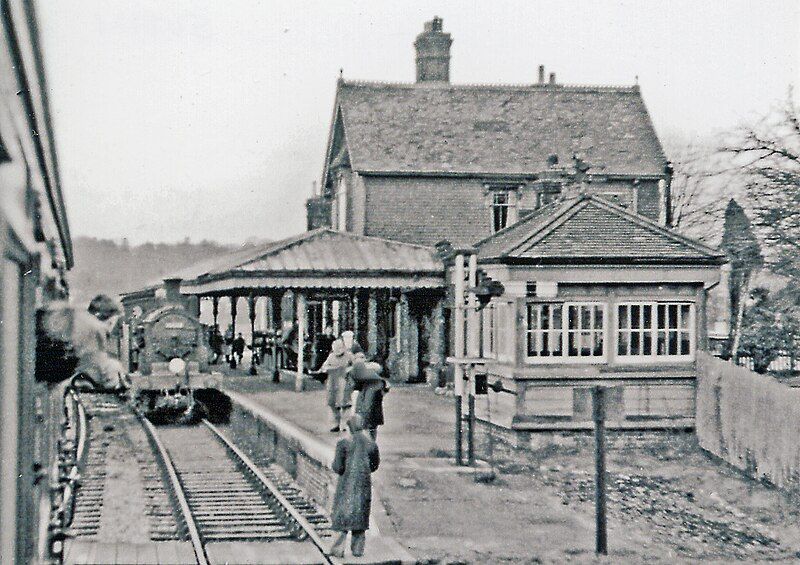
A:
0 2 77 562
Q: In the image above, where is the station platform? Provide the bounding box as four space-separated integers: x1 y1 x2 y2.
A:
63 540 196 564
219 370 499 565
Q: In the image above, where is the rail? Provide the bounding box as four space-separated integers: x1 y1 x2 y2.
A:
138 414 209 565
201 419 339 565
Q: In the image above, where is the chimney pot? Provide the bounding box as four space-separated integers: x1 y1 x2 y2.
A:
549 72 556 85
538 65 545 84
414 17 452 83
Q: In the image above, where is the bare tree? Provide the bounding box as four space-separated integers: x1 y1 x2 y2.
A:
668 142 730 241
720 93 800 279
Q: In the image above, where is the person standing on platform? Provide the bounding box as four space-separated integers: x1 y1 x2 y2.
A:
233 332 246 366
320 339 353 432
350 359 389 440
329 414 380 559
316 324 335 370
341 329 364 358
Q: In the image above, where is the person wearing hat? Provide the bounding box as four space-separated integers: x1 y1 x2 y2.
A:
320 338 354 431
329 414 380 558
350 359 389 440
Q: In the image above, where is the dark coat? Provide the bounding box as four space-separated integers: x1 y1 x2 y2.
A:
350 361 387 429
331 432 380 532
233 336 246 355
355 381 385 429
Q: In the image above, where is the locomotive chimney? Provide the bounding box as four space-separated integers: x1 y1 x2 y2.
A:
162 278 183 302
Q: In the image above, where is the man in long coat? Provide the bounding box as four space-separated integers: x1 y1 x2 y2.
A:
329 415 380 558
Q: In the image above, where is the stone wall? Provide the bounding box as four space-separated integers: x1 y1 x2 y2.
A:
227 400 337 512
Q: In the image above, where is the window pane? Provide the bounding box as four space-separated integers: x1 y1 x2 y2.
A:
619 305 629 330
618 331 628 356
551 331 563 356
528 305 538 329
594 306 603 330
631 331 641 355
680 305 690 330
668 331 678 355
552 305 562 329
643 304 652 329
568 332 578 356
643 331 652 355
581 306 591 330
594 331 604 356
541 305 550 330
631 305 641 329
668 305 678 329
680 333 691 355
580 331 593 355
568 306 579 329
657 305 666 330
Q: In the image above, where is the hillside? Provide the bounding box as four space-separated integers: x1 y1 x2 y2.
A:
67 236 241 307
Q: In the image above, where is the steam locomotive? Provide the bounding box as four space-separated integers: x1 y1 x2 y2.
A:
119 279 230 424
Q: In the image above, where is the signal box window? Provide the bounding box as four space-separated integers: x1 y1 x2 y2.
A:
526 302 605 362
617 302 694 361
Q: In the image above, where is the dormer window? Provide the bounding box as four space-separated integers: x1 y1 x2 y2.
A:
486 183 519 233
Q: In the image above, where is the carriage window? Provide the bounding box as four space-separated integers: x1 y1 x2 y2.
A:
616 302 694 360
526 302 605 362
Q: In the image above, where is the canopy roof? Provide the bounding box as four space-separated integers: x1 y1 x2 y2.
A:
180 229 444 295
474 195 726 266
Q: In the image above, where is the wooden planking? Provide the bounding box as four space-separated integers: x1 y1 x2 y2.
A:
63 540 94 565
205 541 326 564
135 543 159 565
524 386 573 416
624 384 694 417
521 383 696 419
63 541 196 565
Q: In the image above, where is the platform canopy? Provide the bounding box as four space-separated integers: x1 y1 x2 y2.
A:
180 228 445 296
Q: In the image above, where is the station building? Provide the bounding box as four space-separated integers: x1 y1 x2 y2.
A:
125 17 725 430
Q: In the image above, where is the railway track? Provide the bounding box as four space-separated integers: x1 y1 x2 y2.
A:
140 417 338 565
66 392 338 564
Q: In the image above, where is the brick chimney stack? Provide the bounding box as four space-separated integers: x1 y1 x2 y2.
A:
414 17 452 83
549 72 557 85
538 65 545 84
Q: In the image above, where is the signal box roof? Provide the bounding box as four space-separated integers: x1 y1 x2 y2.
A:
474 194 725 266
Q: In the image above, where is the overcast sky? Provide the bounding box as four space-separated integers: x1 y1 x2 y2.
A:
39 0 799 245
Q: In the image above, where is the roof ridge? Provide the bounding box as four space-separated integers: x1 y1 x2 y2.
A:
320 229 437 251
504 197 590 255
582 195 724 257
341 79 640 93
471 196 577 249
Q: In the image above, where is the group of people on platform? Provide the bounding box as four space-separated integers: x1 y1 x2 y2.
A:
316 326 388 559
208 329 248 368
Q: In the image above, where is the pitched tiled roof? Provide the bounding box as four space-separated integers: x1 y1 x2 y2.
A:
332 80 667 178
475 195 725 265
